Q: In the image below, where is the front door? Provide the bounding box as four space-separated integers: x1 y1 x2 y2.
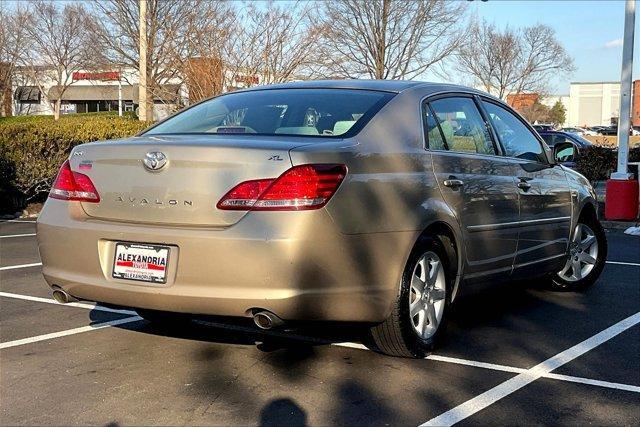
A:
480 100 572 276
425 96 520 281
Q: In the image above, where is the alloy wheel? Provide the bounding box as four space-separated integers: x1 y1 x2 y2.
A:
409 251 446 340
558 223 599 282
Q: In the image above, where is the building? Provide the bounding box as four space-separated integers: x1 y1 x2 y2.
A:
633 79 640 127
8 61 267 120
506 93 539 110
11 67 184 120
567 81 621 127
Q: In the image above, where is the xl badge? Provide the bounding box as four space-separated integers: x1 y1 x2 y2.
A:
143 151 167 171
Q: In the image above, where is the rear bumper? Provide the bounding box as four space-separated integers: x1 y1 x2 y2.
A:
37 199 415 322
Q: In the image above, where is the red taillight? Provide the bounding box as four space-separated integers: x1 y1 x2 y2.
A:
49 160 100 203
217 164 347 211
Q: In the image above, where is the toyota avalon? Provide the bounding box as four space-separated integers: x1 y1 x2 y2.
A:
37 80 607 357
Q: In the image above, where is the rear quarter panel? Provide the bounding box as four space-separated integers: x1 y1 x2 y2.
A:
289 87 463 299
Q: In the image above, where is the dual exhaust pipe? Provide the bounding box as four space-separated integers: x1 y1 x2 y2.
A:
53 289 283 330
253 310 284 330
51 288 77 304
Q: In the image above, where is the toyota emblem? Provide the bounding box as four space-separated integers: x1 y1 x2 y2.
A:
143 151 167 171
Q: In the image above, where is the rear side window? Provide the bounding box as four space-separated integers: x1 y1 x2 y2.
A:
481 101 546 163
145 89 394 138
423 104 446 150
428 97 496 155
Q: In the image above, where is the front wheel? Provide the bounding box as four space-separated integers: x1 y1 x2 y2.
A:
550 216 607 291
368 236 452 358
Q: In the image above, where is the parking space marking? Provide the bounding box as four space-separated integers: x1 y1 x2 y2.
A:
420 311 640 426
0 291 137 316
331 344 640 393
543 372 640 393
0 316 142 350
606 260 640 267
0 233 37 239
0 262 42 271
2 289 639 394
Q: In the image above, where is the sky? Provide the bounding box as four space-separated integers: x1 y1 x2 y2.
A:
4 0 633 95
465 0 633 94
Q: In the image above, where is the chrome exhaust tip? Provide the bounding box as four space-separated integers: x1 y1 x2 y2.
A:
253 311 284 330
52 288 76 304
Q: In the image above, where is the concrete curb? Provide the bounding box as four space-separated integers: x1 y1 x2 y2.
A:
601 220 640 230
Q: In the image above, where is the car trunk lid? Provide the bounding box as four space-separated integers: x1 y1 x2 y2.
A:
74 135 308 227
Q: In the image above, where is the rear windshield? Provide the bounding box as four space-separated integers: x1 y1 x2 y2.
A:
144 88 394 138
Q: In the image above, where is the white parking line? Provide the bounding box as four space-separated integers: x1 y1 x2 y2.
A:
0 219 36 223
0 316 142 350
0 233 37 239
331 344 640 393
606 260 640 267
0 291 137 315
0 262 42 271
420 311 640 426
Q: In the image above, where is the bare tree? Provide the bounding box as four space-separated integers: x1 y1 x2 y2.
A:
224 2 322 87
0 6 29 116
456 20 574 101
314 0 467 80
177 1 321 101
87 0 234 109
19 0 92 120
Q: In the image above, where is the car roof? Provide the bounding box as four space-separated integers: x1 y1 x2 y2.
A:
238 79 496 97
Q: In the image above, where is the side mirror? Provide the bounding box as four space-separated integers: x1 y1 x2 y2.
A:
553 142 575 164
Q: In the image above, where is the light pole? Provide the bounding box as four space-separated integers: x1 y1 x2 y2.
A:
138 0 150 121
606 0 639 220
612 0 635 179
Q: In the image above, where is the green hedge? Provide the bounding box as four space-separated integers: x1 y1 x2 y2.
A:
576 146 640 182
0 114 151 213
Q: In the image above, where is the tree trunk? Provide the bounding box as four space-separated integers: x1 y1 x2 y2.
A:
54 99 61 121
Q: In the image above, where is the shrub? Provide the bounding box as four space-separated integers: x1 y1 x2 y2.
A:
0 114 151 213
576 145 640 182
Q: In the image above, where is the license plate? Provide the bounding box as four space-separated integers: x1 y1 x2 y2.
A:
112 243 170 284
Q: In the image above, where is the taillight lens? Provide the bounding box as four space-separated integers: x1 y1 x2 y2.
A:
49 160 100 202
217 164 347 211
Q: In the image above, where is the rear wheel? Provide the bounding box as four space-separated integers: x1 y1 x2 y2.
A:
368 236 452 358
549 215 607 291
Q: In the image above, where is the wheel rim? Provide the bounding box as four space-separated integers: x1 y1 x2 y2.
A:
409 251 446 340
558 223 599 282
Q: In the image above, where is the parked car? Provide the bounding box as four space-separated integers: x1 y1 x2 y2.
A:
589 126 609 134
37 81 607 358
560 126 598 137
532 124 555 132
599 125 639 136
538 131 592 169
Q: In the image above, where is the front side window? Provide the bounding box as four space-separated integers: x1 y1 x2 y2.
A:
429 97 496 155
145 89 394 138
482 100 546 163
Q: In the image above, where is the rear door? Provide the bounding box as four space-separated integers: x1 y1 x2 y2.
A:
480 99 572 275
425 95 519 281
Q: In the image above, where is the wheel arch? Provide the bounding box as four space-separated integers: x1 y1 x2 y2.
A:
414 220 464 302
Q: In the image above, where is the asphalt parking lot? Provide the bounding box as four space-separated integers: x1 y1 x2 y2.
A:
1 218 639 426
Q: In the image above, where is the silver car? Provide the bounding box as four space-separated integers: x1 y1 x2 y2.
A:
37 80 607 358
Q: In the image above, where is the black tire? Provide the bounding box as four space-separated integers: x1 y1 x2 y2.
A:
548 214 607 291
136 308 191 329
368 236 454 358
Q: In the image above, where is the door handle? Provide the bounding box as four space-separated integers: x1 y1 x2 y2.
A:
517 177 532 191
443 179 464 189
517 181 532 190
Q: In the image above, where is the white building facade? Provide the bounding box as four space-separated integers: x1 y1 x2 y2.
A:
567 81 621 127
